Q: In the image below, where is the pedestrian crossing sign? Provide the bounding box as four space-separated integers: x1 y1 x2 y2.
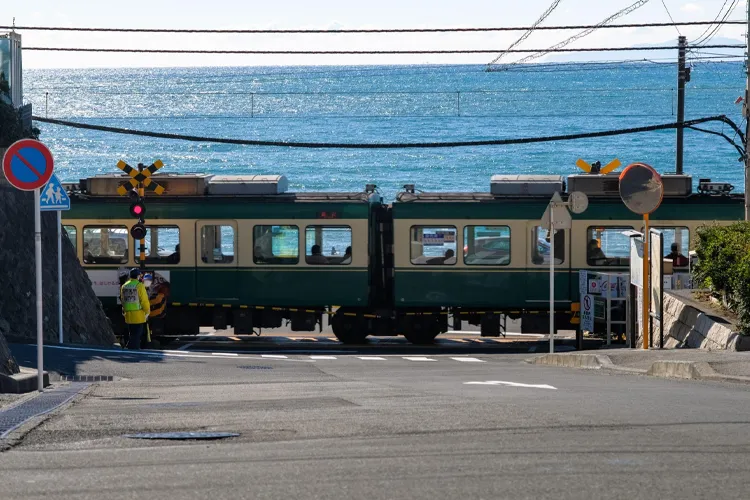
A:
40 174 71 211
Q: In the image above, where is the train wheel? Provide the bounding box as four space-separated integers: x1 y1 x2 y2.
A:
331 308 368 344
403 317 440 345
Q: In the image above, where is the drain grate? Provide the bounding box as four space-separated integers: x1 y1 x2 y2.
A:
53 375 115 382
238 365 274 371
0 383 89 438
125 431 239 440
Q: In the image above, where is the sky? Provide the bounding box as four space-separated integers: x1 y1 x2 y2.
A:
1 0 747 68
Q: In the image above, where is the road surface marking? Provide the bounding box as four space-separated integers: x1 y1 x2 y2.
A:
403 356 436 362
176 343 195 351
261 354 288 359
357 356 386 361
310 355 337 360
464 381 557 390
451 357 485 363
449 339 468 343
211 352 238 357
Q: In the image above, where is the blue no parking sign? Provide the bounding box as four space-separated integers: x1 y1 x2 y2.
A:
2 139 55 191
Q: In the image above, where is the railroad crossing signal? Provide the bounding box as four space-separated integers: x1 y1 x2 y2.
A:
116 160 166 196
576 158 621 174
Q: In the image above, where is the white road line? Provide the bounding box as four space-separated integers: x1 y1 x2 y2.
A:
176 343 195 351
464 381 557 390
261 354 288 359
309 355 337 360
211 352 238 357
451 357 485 363
357 356 386 361
403 356 435 362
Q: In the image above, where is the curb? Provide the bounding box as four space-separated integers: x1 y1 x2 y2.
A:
0 368 51 394
528 353 750 384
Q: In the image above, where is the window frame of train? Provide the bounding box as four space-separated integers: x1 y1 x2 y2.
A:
409 225 458 265
134 225 181 265
253 225 300 265
641 226 690 269
63 225 77 255
586 226 635 267
304 225 353 265
197 221 237 266
82 225 130 265
463 225 511 266
529 225 565 266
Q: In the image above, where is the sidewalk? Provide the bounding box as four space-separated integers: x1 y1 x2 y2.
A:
530 347 750 383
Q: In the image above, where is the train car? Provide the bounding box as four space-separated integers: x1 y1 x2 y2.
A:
389 173 743 343
61 174 386 339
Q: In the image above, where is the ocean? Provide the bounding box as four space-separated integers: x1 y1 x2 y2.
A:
24 62 746 199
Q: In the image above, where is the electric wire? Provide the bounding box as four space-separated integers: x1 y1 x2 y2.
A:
695 0 741 46
22 44 744 54
31 114 741 149
490 0 652 68
0 20 744 34
487 0 564 66
659 0 682 36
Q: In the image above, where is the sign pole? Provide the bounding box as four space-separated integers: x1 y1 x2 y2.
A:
57 210 63 344
549 204 555 354
642 214 650 350
34 188 44 391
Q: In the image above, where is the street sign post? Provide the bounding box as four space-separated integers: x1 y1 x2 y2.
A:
40 173 71 345
546 191 589 353
581 294 595 332
2 139 55 392
619 162 664 350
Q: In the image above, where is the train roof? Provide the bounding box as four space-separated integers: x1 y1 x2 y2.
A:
65 174 376 203
396 174 742 202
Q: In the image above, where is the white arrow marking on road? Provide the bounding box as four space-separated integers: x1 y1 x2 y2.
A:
464 381 557 390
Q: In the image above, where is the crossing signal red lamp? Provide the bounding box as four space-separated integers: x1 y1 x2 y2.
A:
129 200 146 218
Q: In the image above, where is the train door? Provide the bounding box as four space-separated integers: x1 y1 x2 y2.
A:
524 222 571 310
195 220 238 302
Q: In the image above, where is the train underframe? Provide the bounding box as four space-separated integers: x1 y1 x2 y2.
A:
107 304 578 345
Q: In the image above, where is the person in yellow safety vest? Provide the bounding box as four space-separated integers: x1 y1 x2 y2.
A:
120 268 151 350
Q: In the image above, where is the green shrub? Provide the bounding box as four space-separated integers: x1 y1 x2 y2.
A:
694 222 750 334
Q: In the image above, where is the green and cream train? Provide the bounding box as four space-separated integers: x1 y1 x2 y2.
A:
60 172 743 344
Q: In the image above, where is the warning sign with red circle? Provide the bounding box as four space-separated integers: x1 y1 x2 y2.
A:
2 139 55 191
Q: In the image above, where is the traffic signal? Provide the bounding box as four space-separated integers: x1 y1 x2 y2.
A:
128 190 146 240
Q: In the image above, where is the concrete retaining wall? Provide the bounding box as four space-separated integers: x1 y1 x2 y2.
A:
643 292 750 351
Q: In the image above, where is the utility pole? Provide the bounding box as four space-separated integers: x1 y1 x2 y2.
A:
676 36 688 175
745 1 750 220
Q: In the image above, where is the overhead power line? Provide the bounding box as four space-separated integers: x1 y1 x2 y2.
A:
694 0 731 43
659 0 682 36
487 0 564 66
492 0 652 69
22 44 744 55
1 20 744 34
31 115 741 149
695 0 741 46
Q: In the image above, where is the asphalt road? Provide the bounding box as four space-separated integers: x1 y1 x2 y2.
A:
3 342 750 499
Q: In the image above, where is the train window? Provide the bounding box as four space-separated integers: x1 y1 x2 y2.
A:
530 226 564 265
410 226 457 265
305 226 352 265
649 227 690 268
135 226 180 265
253 225 299 265
63 226 77 254
587 227 632 266
200 225 235 264
464 226 511 266
82 226 129 264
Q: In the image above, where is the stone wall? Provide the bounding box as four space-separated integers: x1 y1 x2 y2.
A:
637 291 750 351
0 185 116 346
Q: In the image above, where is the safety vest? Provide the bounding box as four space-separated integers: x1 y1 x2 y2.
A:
122 280 142 312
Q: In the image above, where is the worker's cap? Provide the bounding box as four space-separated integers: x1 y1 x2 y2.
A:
129 268 141 279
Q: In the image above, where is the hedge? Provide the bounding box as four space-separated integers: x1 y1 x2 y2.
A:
694 222 750 334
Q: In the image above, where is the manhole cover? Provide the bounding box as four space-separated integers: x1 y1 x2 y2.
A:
124 432 239 440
